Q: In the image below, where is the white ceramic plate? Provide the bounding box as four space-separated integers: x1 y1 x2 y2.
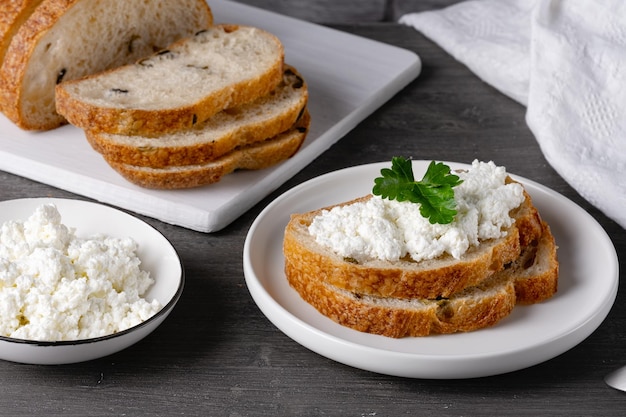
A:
0 198 184 365
243 161 619 379
0 0 420 233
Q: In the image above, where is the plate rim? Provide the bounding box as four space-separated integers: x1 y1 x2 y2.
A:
243 160 619 378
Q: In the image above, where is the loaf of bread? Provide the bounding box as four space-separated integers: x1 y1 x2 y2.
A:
56 24 285 136
0 0 213 130
104 110 310 189
85 66 308 168
285 222 557 338
1 2 308 188
283 173 558 337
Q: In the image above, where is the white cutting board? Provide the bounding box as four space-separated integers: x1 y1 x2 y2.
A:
0 0 421 232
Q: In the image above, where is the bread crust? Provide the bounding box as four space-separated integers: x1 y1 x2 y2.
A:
55 24 285 136
85 65 308 167
0 0 44 68
105 110 310 189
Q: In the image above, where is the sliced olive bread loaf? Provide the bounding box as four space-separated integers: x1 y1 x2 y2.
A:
0 0 213 130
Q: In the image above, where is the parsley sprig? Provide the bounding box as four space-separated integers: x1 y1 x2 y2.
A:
372 157 463 224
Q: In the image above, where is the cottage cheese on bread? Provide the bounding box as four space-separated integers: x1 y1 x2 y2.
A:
308 160 525 263
0 204 161 341
284 160 556 336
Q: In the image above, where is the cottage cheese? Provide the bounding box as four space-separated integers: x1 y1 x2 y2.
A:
308 160 525 263
0 204 161 341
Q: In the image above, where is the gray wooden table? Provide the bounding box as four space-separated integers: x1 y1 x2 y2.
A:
1 1 625 415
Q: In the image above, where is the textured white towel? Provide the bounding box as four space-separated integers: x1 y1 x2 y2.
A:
401 0 626 230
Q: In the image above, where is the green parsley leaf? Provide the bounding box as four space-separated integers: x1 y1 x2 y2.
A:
372 158 463 224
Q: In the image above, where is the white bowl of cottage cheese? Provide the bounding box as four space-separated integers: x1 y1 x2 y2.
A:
0 198 183 364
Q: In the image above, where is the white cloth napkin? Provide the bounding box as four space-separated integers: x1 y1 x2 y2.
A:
400 0 626 230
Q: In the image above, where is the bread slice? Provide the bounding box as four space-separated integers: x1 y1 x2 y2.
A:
0 0 44 69
283 189 543 301
85 65 308 168
284 222 558 338
0 0 213 130
286 257 517 338
56 24 285 136
511 222 559 304
104 110 310 189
